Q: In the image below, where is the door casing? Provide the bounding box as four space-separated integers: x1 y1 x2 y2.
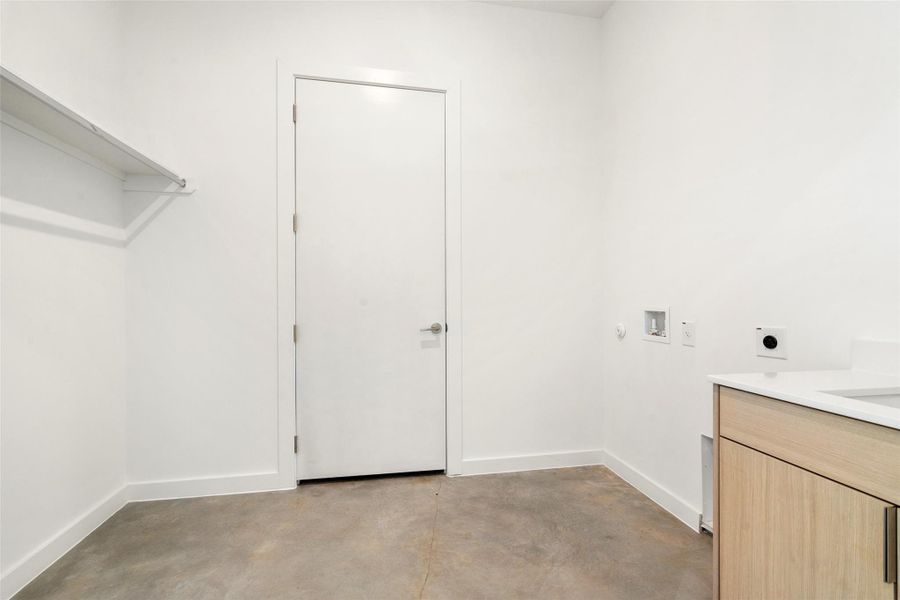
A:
275 62 462 484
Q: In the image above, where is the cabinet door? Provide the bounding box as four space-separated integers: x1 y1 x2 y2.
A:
719 438 896 600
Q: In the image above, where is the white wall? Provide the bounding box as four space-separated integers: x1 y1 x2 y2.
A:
0 140 128 596
0 1 124 137
0 5 131 595
3 5 897 592
594 0 900 524
117 1 606 482
0 223 127 589
0 3 606 593
0 125 126 227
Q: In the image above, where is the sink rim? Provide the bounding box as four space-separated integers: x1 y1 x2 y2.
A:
819 386 900 398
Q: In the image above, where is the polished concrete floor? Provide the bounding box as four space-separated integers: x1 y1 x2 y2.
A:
15 466 712 600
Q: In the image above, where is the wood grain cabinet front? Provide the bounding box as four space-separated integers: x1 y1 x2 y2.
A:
713 385 900 600
718 438 895 600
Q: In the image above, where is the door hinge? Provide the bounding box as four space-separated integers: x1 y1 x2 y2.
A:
292 213 298 233
293 324 298 343
292 104 297 123
293 435 298 454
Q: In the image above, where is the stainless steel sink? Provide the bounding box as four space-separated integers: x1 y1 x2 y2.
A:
821 387 900 409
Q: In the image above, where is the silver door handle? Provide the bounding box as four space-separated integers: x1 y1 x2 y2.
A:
420 322 443 334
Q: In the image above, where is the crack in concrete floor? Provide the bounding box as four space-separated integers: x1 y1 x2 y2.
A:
418 478 443 599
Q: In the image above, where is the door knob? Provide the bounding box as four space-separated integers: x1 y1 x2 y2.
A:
420 322 443 334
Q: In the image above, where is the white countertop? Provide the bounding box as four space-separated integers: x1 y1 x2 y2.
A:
709 369 900 430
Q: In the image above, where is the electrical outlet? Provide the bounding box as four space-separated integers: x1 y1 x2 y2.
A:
756 326 787 359
681 321 696 347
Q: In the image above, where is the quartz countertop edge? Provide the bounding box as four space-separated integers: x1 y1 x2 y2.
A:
709 369 900 431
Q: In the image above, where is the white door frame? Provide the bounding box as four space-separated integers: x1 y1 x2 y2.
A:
275 60 463 483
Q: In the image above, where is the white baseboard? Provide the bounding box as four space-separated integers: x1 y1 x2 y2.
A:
460 449 700 533
601 449 701 532
2 457 699 600
460 449 605 476
1 485 130 600
1 472 294 600
127 471 294 503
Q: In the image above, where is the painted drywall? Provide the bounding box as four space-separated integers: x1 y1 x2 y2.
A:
0 159 127 594
3 6 897 594
0 124 126 227
0 2 606 592
0 1 124 137
594 0 900 522
115 1 606 482
0 3 130 596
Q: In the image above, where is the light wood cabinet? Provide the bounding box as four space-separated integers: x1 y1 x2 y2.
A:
714 386 899 600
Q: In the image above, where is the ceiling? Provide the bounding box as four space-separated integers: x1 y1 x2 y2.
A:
483 1 615 19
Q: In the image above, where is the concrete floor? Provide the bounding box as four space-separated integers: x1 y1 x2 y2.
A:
14 466 712 600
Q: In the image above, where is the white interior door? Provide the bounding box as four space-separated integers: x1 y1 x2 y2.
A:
295 77 446 480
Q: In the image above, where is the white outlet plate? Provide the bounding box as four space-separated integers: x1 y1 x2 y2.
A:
681 321 696 347
757 326 787 359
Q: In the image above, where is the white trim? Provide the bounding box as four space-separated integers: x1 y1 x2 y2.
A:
0 456 700 599
0 473 294 600
601 449 701 532
276 60 463 479
461 449 701 533
0 485 129 600
443 76 463 476
276 60 300 489
127 472 294 503
460 449 605 476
